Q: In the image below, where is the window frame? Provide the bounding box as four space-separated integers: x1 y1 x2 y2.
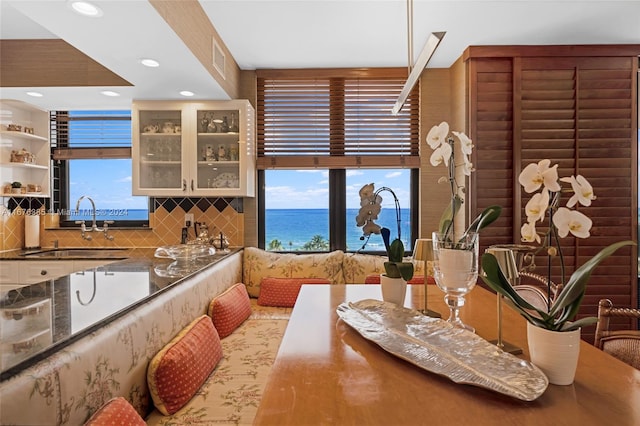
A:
50 111 150 228
256 69 420 253
258 168 418 253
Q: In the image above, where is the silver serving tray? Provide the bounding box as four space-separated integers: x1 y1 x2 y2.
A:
336 299 548 401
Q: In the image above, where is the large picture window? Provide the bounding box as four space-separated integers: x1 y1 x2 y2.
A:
257 69 419 252
51 110 149 227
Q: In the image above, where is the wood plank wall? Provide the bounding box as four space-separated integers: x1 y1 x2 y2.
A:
0 39 131 87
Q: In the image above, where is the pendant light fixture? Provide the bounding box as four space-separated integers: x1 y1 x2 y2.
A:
391 0 445 115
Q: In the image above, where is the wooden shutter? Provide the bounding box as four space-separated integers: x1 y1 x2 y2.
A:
468 48 638 343
256 69 419 169
468 58 515 256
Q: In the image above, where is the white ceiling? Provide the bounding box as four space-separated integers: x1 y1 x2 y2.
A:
1 0 639 111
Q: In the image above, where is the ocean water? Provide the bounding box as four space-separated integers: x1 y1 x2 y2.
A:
266 208 411 251
68 207 411 252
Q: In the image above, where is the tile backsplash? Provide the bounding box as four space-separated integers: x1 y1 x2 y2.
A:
0 196 244 251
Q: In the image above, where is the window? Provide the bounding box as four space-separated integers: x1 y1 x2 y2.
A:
263 168 415 252
257 69 419 252
51 110 149 227
346 169 412 252
264 169 329 251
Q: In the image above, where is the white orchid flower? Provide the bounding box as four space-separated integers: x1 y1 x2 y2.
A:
362 220 382 236
461 153 473 176
430 143 452 167
525 190 550 223
452 131 473 155
356 203 381 226
560 175 596 208
521 221 541 244
518 159 561 193
552 207 592 239
360 194 382 207
426 121 449 149
359 183 375 202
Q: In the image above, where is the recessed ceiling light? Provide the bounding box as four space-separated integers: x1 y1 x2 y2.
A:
69 1 103 17
180 91 195 97
26 91 43 97
101 90 120 97
140 58 160 68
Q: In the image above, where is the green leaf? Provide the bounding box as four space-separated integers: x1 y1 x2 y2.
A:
384 262 401 278
388 238 405 263
438 196 462 236
549 240 635 318
397 262 414 281
481 253 543 313
467 205 502 235
481 253 556 327
560 316 598 332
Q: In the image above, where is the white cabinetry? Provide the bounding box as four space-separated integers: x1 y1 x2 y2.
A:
18 261 74 285
0 100 50 198
0 297 52 370
132 100 255 197
0 260 116 285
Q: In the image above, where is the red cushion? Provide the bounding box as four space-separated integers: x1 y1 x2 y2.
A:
364 274 435 285
258 277 331 307
207 283 252 338
147 315 223 415
84 397 145 426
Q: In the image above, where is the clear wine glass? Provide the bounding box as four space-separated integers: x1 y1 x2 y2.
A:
432 231 479 332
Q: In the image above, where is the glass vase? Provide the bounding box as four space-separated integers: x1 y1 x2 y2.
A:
432 231 479 332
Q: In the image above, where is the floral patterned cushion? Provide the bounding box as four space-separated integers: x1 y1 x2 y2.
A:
207 283 252 338
147 315 223 415
249 297 293 319
243 247 345 297
258 277 332 307
84 396 146 426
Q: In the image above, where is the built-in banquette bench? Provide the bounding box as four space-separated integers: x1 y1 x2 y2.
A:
0 247 428 425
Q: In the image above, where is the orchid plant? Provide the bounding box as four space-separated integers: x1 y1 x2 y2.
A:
518 159 595 284
481 159 635 331
356 183 414 281
426 122 501 243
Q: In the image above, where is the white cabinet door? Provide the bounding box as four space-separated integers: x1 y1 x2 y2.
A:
20 261 74 284
132 100 255 197
0 262 20 284
191 100 255 197
132 101 187 196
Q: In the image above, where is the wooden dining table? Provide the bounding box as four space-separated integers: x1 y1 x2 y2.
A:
253 284 640 426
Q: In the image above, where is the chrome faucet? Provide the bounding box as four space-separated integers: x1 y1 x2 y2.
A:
75 195 114 241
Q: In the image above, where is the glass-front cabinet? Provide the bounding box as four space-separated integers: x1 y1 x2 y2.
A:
132 100 255 197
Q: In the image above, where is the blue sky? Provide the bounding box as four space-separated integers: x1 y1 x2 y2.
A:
70 159 148 210
265 168 411 209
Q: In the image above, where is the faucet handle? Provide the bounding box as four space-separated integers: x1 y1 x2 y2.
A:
104 220 115 226
74 220 85 225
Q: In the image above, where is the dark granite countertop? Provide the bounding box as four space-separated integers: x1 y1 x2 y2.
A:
0 247 241 381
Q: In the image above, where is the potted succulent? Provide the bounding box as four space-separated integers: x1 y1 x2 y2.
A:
480 158 635 384
11 181 22 194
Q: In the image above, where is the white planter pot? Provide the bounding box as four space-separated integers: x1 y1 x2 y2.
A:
527 322 581 385
380 274 407 306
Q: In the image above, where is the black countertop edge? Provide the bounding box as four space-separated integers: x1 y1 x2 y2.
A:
0 248 242 382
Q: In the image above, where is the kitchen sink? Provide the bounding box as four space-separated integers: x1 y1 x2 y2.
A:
23 248 129 259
